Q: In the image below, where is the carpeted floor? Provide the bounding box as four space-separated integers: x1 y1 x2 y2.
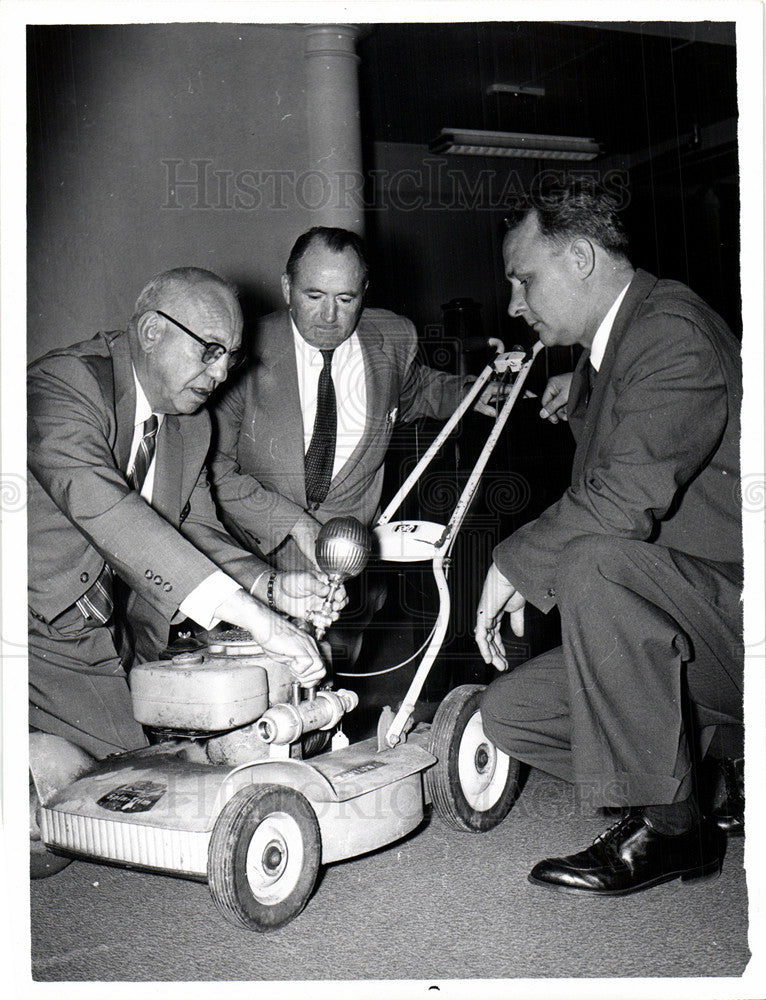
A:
29 765 749 984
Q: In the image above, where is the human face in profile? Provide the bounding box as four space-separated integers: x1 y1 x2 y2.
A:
282 243 367 350
503 212 590 349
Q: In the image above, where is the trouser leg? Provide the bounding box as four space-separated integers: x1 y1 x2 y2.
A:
482 645 575 785
28 608 148 759
483 536 742 808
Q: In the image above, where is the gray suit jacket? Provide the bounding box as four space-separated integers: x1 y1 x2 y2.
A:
212 308 464 562
28 329 267 635
494 270 743 612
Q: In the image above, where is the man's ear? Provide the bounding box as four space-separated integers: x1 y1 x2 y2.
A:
569 237 596 279
280 273 291 307
135 311 163 354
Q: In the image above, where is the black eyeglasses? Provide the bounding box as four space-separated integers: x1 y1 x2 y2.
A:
155 310 245 370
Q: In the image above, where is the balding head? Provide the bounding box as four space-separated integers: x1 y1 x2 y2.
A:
129 267 241 332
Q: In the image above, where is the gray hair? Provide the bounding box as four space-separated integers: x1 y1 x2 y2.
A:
130 267 239 328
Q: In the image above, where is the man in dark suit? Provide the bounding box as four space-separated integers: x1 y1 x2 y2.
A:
475 185 743 896
212 227 479 571
28 267 340 760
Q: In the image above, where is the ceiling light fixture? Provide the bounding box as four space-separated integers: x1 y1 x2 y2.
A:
486 83 546 98
428 128 601 161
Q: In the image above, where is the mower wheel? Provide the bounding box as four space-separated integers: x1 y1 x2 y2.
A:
427 684 520 833
207 783 320 931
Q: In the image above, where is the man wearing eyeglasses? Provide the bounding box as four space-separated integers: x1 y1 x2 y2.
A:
28 266 341 760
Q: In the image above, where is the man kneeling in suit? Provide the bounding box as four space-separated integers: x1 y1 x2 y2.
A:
475 184 743 896
211 227 495 665
28 267 343 761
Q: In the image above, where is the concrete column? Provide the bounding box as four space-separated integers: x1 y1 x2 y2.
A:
303 24 364 234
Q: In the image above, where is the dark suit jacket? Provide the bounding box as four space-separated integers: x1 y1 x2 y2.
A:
212 308 464 563
494 270 743 612
27 329 267 639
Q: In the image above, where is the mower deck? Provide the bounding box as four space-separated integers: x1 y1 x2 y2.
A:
40 731 435 877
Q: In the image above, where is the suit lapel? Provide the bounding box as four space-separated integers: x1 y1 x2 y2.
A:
109 331 139 474
330 312 392 490
571 270 659 480
257 312 308 503
152 416 183 522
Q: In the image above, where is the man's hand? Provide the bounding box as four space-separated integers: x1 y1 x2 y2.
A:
540 372 573 423
274 569 347 633
474 562 526 672
214 589 326 686
289 512 323 567
473 381 509 418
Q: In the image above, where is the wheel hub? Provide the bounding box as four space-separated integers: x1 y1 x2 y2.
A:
474 744 490 773
262 841 286 876
245 811 305 904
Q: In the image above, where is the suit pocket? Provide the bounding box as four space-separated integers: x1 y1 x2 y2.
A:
47 603 95 639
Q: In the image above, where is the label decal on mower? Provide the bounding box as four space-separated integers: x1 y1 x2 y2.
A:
97 780 167 813
335 760 387 779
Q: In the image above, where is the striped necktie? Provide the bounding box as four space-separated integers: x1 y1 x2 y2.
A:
129 414 159 494
304 349 337 507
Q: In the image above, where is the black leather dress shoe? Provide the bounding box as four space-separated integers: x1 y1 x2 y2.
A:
528 813 722 896
707 757 745 835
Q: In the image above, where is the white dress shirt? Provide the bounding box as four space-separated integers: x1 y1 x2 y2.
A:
291 319 367 478
589 281 631 371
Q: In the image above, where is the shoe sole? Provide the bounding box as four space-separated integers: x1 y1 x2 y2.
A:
527 859 721 897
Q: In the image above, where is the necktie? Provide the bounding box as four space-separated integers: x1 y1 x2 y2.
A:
304 349 337 507
129 414 159 494
75 562 115 625
586 362 597 405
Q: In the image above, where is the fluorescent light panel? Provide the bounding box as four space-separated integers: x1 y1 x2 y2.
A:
429 129 600 161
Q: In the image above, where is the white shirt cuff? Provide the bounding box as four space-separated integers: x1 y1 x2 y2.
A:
179 571 243 631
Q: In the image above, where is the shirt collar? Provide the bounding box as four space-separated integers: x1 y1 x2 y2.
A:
589 281 632 371
131 366 163 427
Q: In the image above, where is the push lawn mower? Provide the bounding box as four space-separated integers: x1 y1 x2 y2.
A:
30 340 542 931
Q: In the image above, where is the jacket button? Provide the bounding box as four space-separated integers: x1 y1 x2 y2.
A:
546 587 556 598
145 569 153 579
154 575 162 585
163 582 172 592
80 572 89 583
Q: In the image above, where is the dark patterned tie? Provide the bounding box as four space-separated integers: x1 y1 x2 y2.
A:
129 414 159 493
304 349 337 507
586 361 597 405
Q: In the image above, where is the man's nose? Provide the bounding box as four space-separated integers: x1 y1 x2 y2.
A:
208 355 229 385
320 298 337 323
507 284 526 318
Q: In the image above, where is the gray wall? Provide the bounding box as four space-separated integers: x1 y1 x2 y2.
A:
28 23 317 360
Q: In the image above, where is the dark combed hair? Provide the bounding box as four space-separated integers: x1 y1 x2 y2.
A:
285 227 369 283
505 181 630 257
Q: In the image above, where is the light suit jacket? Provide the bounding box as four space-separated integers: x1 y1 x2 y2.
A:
28 329 267 639
494 270 743 612
212 308 464 563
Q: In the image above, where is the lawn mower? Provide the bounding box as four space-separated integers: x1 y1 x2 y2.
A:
30 340 542 932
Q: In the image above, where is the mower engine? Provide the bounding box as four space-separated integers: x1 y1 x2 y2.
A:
130 627 358 765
